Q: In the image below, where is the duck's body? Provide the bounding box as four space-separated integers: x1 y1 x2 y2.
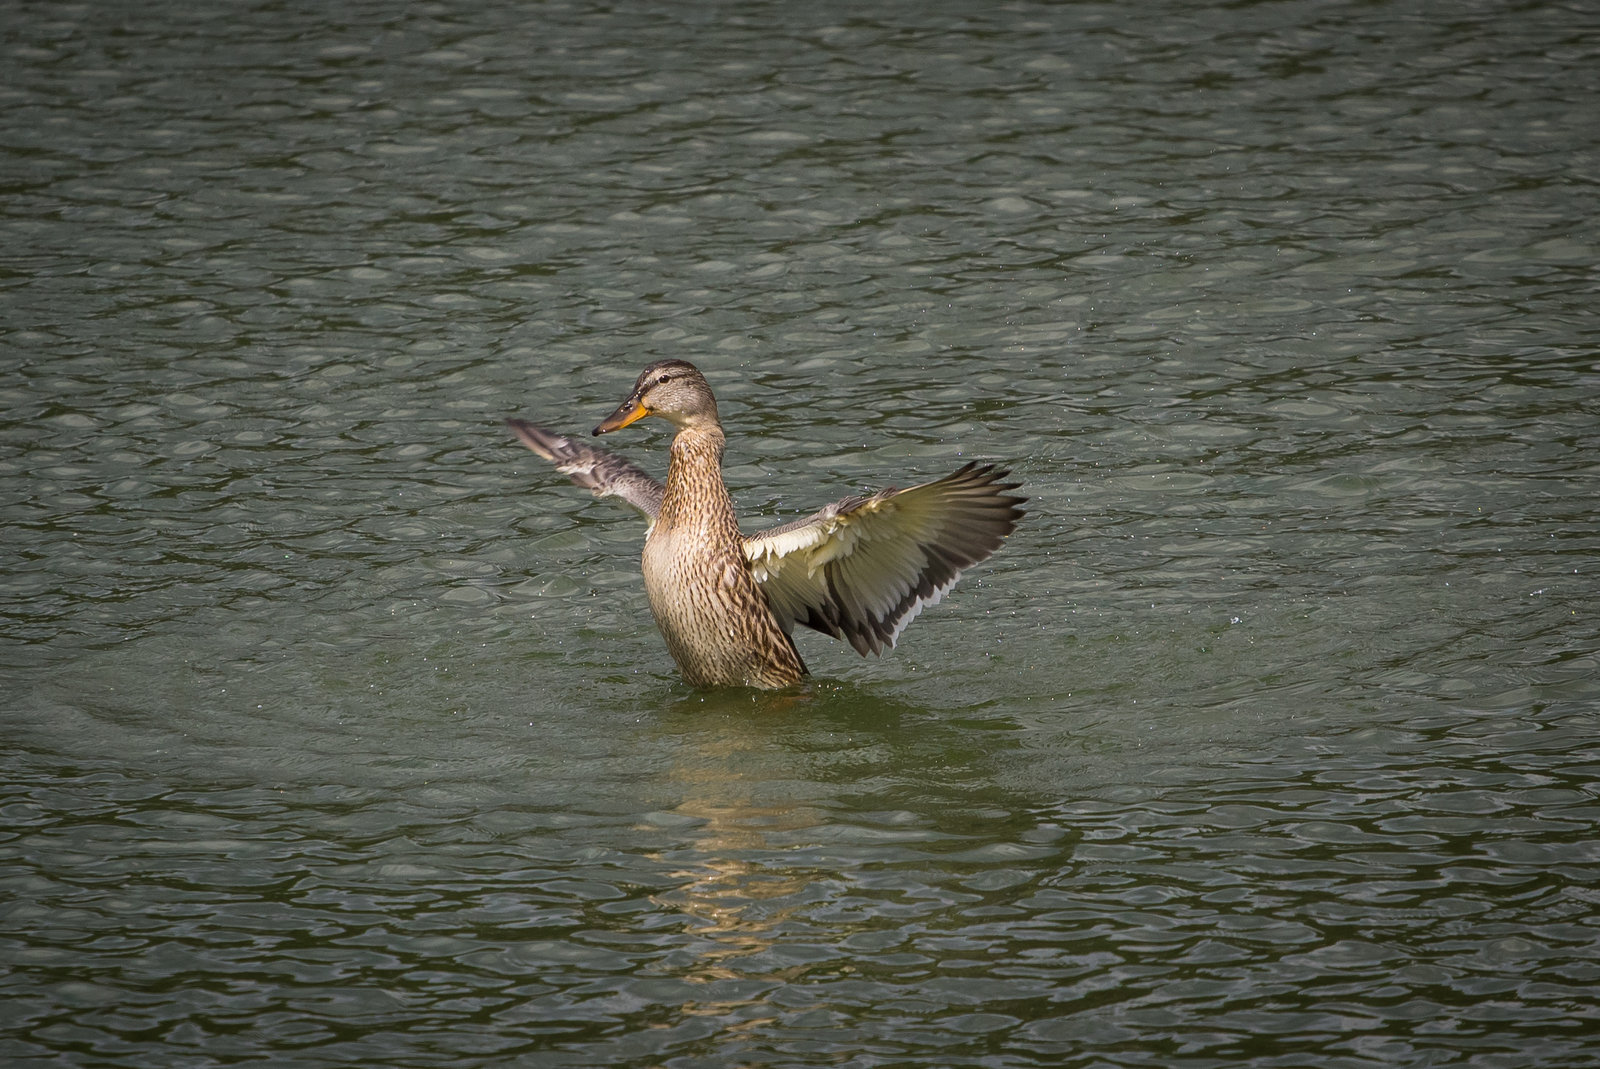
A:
509 360 1025 689
645 424 806 687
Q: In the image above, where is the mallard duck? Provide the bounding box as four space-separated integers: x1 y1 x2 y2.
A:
508 360 1025 688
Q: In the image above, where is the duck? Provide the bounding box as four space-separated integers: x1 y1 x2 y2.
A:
508 360 1026 688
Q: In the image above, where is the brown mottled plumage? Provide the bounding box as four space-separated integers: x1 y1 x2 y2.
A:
643 421 807 687
508 359 1025 689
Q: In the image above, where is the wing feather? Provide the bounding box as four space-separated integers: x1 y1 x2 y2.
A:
743 462 1026 656
507 419 663 526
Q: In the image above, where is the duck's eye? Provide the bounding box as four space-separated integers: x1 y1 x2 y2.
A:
657 374 675 385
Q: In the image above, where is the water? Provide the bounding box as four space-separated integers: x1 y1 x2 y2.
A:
4 1 1598 1066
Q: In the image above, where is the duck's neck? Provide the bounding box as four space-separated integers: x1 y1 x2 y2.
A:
659 425 738 538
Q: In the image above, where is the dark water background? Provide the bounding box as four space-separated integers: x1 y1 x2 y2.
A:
3 1 1598 1066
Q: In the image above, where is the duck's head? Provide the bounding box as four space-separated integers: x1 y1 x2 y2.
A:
593 359 720 436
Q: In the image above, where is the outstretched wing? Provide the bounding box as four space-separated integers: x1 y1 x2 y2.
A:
507 419 663 527
742 462 1025 656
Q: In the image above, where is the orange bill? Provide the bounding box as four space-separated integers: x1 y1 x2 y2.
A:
593 396 650 435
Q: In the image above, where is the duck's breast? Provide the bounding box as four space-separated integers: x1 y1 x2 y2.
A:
641 523 797 686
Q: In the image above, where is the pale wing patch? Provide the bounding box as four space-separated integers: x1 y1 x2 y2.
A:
743 463 1025 656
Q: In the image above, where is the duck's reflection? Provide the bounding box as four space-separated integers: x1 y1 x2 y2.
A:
641 682 1028 980
644 682 911 985
647 687 825 983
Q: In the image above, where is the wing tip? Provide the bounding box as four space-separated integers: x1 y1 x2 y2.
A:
507 418 570 462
